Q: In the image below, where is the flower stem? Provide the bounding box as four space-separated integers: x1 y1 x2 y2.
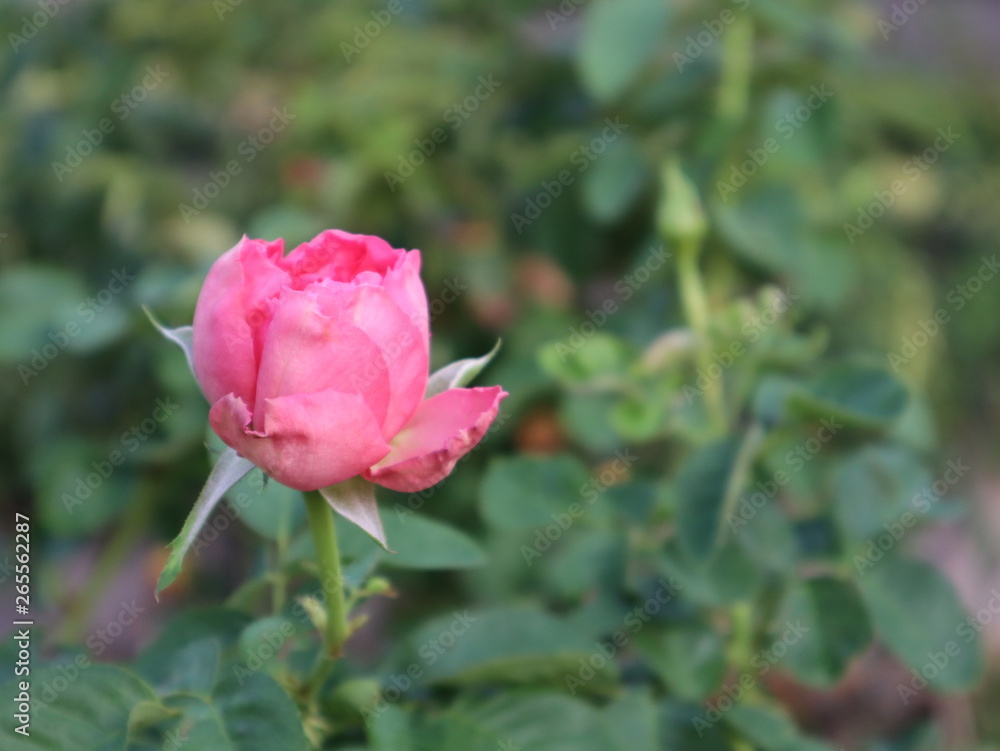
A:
677 238 727 432
303 490 349 657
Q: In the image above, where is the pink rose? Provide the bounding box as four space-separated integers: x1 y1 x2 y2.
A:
192 230 506 493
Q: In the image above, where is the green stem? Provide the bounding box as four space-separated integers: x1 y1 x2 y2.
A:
716 15 753 125
727 602 763 703
677 239 727 432
270 506 291 615
698 14 754 161
303 490 349 657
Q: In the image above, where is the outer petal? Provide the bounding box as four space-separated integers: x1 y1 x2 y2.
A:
253 289 390 431
192 236 286 407
363 386 507 493
210 391 391 491
312 284 428 437
383 250 429 339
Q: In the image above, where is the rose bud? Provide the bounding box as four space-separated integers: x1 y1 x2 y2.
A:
192 230 507 493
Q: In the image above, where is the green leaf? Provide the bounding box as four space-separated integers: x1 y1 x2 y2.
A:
367 703 412 751
582 136 648 223
2 665 159 751
776 578 873 687
543 528 624 600
661 699 732 750
31 438 134 537
725 705 802 751
859 556 984 691
134 608 251 693
336 512 487 570
660 540 763 607
538 333 631 387
0 266 85 363
405 607 617 689
737 501 799 573
676 438 741 561
320 476 389 550
161 672 309 751
143 305 195 378
789 365 908 429
577 0 670 101
156 447 255 597
832 444 931 546
418 692 615 751
228 470 304 541
715 189 855 312
425 340 502 398
637 623 726 701
561 391 626 452
480 454 590 530
600 688 660 751
611 390 667 441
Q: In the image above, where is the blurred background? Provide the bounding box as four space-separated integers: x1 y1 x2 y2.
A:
2 0 1000 749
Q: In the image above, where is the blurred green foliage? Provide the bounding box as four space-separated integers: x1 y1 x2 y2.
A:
2 0 1000 749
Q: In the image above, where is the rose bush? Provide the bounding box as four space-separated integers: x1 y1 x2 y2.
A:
191 229 506 493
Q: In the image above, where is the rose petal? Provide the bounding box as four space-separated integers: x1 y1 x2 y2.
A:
312 284 428 438
253 289 390 431
363 386 507 493
210 391 391 491
284 229 402 287
192 236 286 406
382 250 429 338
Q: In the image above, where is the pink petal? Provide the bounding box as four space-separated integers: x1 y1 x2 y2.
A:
312 284 428 438
253 289 390 431
382 250 430 339
210 391 391 492
283 229 402 287
363 386 508 493
192 236 286 407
